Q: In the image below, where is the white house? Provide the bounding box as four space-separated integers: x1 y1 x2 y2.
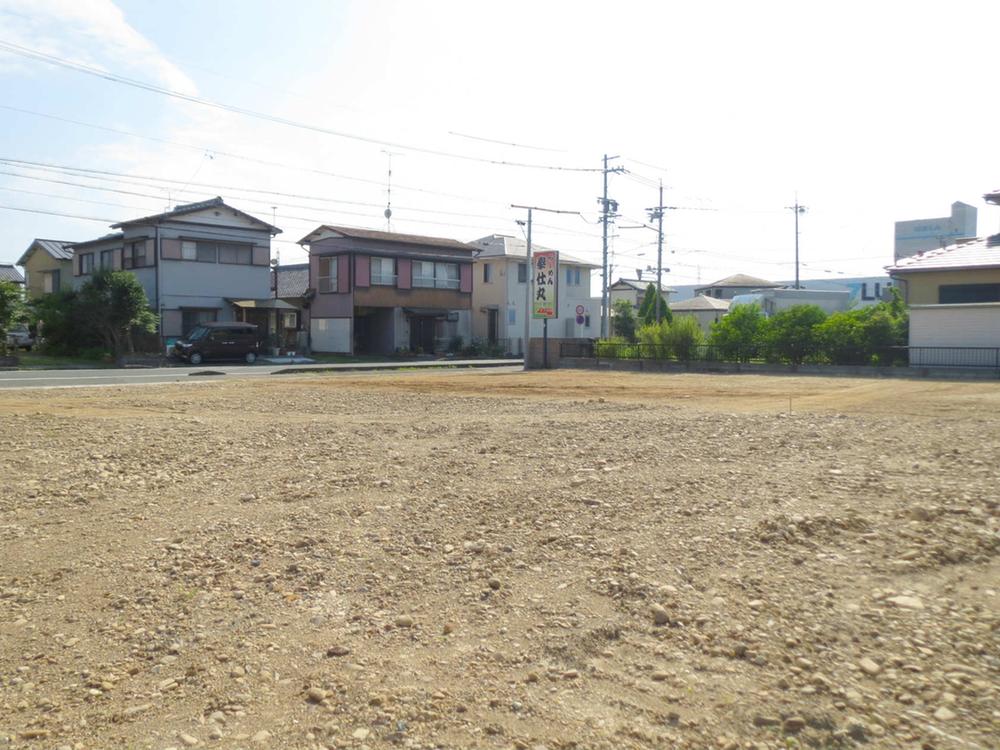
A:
471 234 600 354
68 197 280 340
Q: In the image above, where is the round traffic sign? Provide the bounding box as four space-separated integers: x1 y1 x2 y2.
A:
575 304 585 315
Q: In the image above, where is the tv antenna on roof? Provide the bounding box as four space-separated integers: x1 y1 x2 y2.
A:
382 150 402 232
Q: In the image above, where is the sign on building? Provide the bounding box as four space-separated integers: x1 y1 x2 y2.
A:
532 250 559 318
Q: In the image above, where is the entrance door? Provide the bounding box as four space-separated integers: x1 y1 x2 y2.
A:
354 315 373 354
487 309 499 344
410 317 436 353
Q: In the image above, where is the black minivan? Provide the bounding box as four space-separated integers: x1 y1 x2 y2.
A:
173 322 261 365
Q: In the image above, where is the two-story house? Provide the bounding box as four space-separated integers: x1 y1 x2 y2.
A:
609 277 675 312
16 239 75 298
470 234 600 354
68 197 280 340
301 225 475 354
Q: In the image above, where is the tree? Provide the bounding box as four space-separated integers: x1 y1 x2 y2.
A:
78 270 158 364
665 315 703 361
817 292 908 365
637 283 673 326
0 280 24 353
709 303 766 361
30 289 102 356
764 304 827 364
611 298 637 342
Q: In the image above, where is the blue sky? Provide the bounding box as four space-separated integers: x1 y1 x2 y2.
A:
1 0 998 289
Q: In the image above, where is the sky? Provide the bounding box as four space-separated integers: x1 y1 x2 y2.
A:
1 0 998 292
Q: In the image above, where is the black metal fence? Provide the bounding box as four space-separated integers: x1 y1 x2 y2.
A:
561 341 1000 372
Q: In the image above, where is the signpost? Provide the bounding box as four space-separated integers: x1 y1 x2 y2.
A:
531 250 559 368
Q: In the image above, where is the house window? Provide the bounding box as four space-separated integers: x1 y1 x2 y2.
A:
282 311 298 329
413 260 436 288
181 308 218 335
100 249 115 270
413 261 459 288
218 244 253 265
79 253 95 274
517 262 527 283
565 266 581 285
123 241 149 269
318 257 337 293
483 263 492 283
44 270 60 294
437 262 460 289
939 283 1000 304
371 256 396 285
181 241 197 260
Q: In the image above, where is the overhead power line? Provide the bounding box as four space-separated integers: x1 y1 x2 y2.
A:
0 105 511 206
0 39 600 172
0 158 516 222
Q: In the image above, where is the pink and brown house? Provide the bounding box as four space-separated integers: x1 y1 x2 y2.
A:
300 225 475 354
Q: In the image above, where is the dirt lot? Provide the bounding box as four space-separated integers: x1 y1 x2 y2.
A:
0 370 997 750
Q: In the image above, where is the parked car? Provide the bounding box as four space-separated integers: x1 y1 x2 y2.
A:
172 322 261 365
5 325 35 351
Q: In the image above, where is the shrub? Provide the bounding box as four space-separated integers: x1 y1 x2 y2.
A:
594 336 633 358
30 289 105 356
710 303 766 361
665 315 704 361
763 305 827 364
611 299 637 342
0 280 24 353
636 320 670 359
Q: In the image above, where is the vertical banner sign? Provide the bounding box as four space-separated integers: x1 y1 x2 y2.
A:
531 250 559 318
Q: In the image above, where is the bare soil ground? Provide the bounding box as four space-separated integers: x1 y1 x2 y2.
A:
0 370 997 750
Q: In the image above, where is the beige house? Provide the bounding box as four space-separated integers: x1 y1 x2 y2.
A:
888 191 1000 366
470 234 600 353
668 294 730 333
16 239 75 298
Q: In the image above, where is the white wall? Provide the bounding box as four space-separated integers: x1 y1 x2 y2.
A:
311 318 351 353
909 304 1000 367
501 259 597 347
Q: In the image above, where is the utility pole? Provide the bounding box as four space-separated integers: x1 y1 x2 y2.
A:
786 199 807 289
511 204 580 370
647 180 666 324
600 154 624 338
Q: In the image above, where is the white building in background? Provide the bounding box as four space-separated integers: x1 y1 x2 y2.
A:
894 201 977 261
730 287 851 316
470 234 600 354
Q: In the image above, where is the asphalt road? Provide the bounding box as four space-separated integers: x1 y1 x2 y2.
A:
0 359 523 390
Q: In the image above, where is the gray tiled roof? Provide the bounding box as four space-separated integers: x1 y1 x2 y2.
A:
697 273 780 289
17 239 76 266
112 197 281 234
669 294 731 311
887 234 1000 273
0 264 25 284
471 234 598 268
611 277 676 293
274 263 309 298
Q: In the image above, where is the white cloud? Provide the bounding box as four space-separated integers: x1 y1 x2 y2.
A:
0 0 196 93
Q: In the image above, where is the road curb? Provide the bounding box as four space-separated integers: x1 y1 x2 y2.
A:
268 360 522 376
